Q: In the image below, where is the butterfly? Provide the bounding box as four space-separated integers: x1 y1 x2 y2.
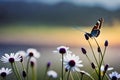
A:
85 18 103 38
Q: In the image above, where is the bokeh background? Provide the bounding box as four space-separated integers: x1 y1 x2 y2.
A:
0 0 120 79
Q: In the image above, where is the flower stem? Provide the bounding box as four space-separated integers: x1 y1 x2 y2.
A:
67 69 71 80
26 57 31 80
31 67 36 80
43 68 48 80
14 62 22 80
70 72 74 80
80 74 83 80
61 54 64 80
88 40 99 67
93 38 103 61
11 63 19 80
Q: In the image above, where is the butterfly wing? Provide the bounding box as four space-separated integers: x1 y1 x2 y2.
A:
90 18 103 37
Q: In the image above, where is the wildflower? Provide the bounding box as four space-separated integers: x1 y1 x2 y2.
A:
22 70 27 78
16 51 26 62
97 47 101 53
0 53 21 63
84 33 89 40
47 62 51 68
26 48 40 58
30 57 37 67
47 70 57 78
53 46 71 54
109 71 120 80
104 40 108 47
81 48 87 54
16 51 26 58
63 53 83 72
0 67 12 78
91 62 96 69
101 65 113 76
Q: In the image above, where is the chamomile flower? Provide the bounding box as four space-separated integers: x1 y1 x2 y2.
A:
101 65 113 72
0 67 12 78
26 48 40 58
16 51 26 62
0 53 21 63
100 65 113 76
47 70 58 78
63 53 83 72
30 57 37 67
109 71 120 80
53 46 71 54
16 51 26 58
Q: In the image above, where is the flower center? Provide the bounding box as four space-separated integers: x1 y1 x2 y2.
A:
68 60 75 67
29 52 33 57
112 76 117 80
1 72 6 78
9 58 15 63
59 48 66 54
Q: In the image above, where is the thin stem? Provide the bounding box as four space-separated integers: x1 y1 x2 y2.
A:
85 54 91 64
31 67 36 80
100 47 107 66
63 71 67 80
43 67 49 80
21 62 26 80
88 40 99 67
75 72 80 80
26 57 31 80
70 72 74 80
80 74 83 80
11 63 20 80
94 68 99 78
67 69 71 80
105 73 110 80
14 62 22 80
93 38 103 60
98 67 101 80
83 72 95 80
61 54 64 80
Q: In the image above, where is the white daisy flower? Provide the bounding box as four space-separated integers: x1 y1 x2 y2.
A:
63 53 83 72
16 51 26 62
109 71 120 80
0 67 12 78
16 51 26 58
0 53 21 63
47 70 58 78
30 57 37 67
100 65 113 76
26 48 40 58
101 65 113 72
53 46 72 54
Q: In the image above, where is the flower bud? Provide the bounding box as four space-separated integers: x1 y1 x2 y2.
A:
104 40 108 47
97 47 101 53
30 61 34 67
59 48 66 54
47 62 51 68
22 71 27 78
81 48 87 54
91 62 95 69
104 64 109 72
84 33 89 40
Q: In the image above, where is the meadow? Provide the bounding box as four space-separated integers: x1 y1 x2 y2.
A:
0 22 120 80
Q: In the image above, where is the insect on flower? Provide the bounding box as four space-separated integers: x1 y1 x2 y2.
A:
85 18 104 38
